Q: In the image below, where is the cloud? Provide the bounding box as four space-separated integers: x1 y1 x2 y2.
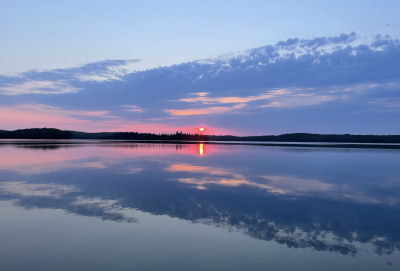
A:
0 103 117 130
171 89 335 114
0 103 226 133
260 94 335 108
0 80 79 95
50 59 139 81
1 33 400 134
274 32 358 50
0 59 138 95
1 103 114 119
179 89 291 104
126 32 397 95
166 104 245 116
123 105 144 112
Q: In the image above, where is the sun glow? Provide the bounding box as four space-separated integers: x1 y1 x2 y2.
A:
199 127 205 132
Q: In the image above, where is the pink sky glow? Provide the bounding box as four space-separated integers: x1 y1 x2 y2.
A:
0 104 235 135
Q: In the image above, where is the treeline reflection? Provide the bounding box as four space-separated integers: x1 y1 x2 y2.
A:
0 142 205 154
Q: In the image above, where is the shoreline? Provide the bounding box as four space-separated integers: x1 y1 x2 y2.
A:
2 139 400 150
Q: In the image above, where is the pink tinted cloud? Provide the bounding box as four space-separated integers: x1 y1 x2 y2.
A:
0 103 233 135
179 89 292 105
0 104 87 126
165 107 233 116
171 89 335 115
165 104 245 116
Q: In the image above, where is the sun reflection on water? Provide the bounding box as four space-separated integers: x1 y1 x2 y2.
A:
199 144 204 156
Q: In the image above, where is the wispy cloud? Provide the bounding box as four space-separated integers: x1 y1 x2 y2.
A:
123 105 144 112
0 59 139 95
179 89 291 104
260 94 335 108
9 103 115 118
166 104 245 116
0 103 119 130
167 89 336 115
0 81 79 95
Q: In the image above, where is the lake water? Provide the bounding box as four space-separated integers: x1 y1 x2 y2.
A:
0 140 400 271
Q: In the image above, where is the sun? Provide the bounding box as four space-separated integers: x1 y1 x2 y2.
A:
199 127 205 132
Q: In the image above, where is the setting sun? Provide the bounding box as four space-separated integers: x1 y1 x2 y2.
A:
199 127 205 132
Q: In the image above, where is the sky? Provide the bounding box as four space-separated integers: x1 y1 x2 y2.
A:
1 0 400 135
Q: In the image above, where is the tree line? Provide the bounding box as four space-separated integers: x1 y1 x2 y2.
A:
3 129 400 143
0 128 73 139
0 128 209 141
208 133 400 143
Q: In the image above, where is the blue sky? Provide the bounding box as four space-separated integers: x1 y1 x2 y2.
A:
1 0 400 135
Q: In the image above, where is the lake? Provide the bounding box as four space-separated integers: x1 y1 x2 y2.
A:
0 140 399 270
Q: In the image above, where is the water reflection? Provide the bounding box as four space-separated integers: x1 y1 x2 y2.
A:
0 141 400 260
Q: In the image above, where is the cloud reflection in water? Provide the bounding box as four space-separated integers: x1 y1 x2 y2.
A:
0 141 400 258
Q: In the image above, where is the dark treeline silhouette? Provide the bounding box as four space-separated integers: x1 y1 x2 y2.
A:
0 128 73 139
3 129 400 143
107 131 209 141
0 128 209 141
209 133 400 143
72 131 115 139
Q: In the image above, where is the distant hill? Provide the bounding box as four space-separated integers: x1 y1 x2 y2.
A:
71 131 115 139
208 133 400 143
0 128 73 139
2 129 400 143
0 128 208 141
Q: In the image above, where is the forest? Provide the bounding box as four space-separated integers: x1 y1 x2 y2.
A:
0 128 73 139
2 129 400 143
208 133 400 143
0 128 209 141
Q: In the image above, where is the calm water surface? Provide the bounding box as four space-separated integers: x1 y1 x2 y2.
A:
0 140 400 270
